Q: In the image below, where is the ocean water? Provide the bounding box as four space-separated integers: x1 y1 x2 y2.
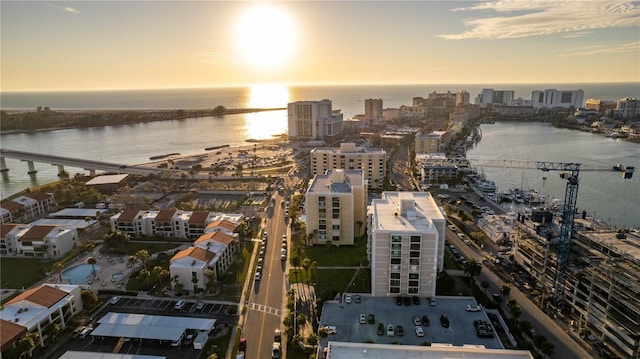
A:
1 83 639 227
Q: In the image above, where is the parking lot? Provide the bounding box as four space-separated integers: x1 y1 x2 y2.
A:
50 297 237 358
318 295 505 349
108 296 235 319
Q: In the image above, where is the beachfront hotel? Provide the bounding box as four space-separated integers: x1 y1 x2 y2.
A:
368 191 446 297
309 143 386 190
287 100 343 141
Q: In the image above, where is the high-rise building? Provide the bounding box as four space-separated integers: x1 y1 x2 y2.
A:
475 89 515 108
368 192 446 297
305 170 367 246
310 143 386 189
287 100 343 140
617 97 640 118
364 98 383 120
531 89 584 109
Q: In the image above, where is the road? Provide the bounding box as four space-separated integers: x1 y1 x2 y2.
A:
445 228 592 358
243 191 289 359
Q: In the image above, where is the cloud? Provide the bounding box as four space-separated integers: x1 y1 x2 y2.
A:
64 7 81 14
558 41 640 56
440 1 640 40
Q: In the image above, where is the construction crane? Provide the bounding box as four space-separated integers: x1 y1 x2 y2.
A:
460 158 634 304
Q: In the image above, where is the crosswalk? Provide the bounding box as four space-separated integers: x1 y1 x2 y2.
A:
248 302 281 317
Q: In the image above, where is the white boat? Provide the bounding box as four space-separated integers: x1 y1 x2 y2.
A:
476 180 497 192
524 190 546 204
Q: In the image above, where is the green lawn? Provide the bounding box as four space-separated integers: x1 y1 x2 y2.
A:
124 242 181 256
216 241 254 301
0 258 51 289
304 236 367 267
290 268 371 296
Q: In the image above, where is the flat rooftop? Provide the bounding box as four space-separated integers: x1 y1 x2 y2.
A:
59 352 166 359
319 295 504 350
324 341 534 359
91 312 215 341
371 192 444 232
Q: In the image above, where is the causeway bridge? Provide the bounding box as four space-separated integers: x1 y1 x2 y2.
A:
0 148 171 176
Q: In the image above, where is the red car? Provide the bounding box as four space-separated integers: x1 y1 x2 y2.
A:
238 337 247 352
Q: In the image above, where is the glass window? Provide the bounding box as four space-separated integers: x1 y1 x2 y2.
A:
409 280 419 287
410 251 420 258
410 235 421 243
391 258 401 264
409 273 419 279
391 235 402 243
410 243 420 251
408 287 419 294
410 258 420 265
390 279 400 287
390 273 401 279
390 287 400 293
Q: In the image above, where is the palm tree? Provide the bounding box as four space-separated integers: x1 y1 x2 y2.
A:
86 241 96 256
301 258 311 283
204 268 216 294
128 255 137 269
135 249 150 270
140 268 151 289
463 258 481 279
87 256 97 276
500 284 511 297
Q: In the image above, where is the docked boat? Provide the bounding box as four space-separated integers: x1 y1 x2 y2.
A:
524 190 546 204
497 192 513 203
476 180 497 192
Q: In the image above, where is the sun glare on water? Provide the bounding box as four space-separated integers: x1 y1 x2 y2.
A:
235 5 297 69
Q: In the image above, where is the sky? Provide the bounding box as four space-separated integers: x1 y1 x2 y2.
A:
1 0 639 92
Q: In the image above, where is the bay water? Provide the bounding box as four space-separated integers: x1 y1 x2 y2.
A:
1 83 638 227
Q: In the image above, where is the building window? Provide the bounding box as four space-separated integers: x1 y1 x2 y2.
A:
410 235 421 243
410 258 420 266
390 279 400 287
410 243 420 251
391 235 402 243
390 287 400 293
408 287 419 294
409 273 419 279
391 258 401 265
410 251 420 258
390 273 400 279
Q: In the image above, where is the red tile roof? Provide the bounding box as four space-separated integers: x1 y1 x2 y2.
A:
171 247 215 263
117 209 139 222
0 319 27 351
205 220 238 232
6 284 68 307
1 224 19 237
188 211 210 224
19 225 56 241
195 231 235 246
0 200 24 212
24 191 53 202
155 209 177 222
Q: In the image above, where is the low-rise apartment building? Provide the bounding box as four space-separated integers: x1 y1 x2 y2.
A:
0 192 56 224
0 284 83 357
414 131 453 154
1 223 78 258
368 191 446 297
110 209 242 239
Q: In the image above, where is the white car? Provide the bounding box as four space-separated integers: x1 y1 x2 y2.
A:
448 225 457 232
263 232 268 239
458 233 466 240
254 272 261 281
344 294 352 304
415 326 424 337
110 296 121 305
465 304 482 312
358 314 367 324
386 324 395 336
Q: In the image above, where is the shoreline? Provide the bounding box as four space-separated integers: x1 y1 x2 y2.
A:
0 107 285 135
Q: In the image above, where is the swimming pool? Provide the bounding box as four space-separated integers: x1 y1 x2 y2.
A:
61 264 101 284
112 272 124 281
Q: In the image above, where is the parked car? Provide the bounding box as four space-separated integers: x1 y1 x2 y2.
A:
395 297 403 306
448 225 457 232
403 297 411 306
354 294 362 303
195 302 204 311
415 326 424 337
465 304 482 312
413 316 421 326
254 272 261 281
238 337 247 351
274 329 281 342
174 300 186 310
344 294 352 304
110 296 121 305
386 324 395 336
430 297 437 306
412 296 420 305
440 314 450 328
421 315 430 326
367 314 375 324
396 325 404 337
377 323 384 335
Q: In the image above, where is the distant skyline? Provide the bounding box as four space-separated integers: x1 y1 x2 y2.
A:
1 1 639 92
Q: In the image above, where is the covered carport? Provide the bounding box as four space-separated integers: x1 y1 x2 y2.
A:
90 312 216 344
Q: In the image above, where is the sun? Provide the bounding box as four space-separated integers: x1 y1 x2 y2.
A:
235 5 297 69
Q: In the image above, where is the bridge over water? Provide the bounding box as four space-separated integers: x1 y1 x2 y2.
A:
0 148 171 176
